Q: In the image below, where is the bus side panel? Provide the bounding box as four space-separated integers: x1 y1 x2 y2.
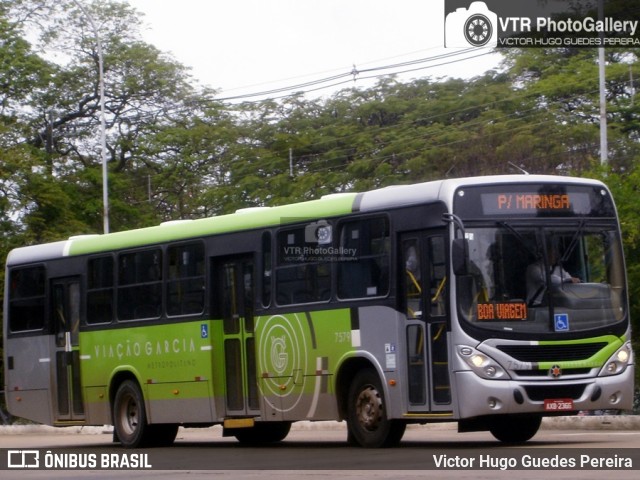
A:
83 386 110 425
355 305 406 419
254 305 405 422
255 309 355 422
5 335 54 425
80 321 217 425
146 381 214 423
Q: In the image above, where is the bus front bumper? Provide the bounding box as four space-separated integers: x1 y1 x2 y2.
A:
453 365 635 418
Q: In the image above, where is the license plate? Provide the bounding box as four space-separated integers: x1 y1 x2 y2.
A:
544 399 574 411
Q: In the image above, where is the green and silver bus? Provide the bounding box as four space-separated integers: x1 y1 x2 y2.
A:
3 175 634 447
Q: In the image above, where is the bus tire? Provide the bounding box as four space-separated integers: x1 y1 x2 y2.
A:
234 422 292 444
112 380 152 448
489 415 541 443
149 423 179 447
346 369 406 448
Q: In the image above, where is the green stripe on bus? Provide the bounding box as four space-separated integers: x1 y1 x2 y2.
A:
537 335 624 370
67 193 358 256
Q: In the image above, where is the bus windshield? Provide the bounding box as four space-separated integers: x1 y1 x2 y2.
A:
456 223 626 336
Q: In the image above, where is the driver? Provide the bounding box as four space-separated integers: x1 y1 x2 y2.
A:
526 245 580 305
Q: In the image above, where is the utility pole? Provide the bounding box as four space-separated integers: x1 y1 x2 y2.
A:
72 0 109 233
630 65 634 107
598 0 608 165
289 148 294 177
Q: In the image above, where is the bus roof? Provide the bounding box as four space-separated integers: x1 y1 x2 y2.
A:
355 174 606 212
6 192 358 266
6 174 607 266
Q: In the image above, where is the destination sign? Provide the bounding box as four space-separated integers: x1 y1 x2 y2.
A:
481 192 589 215
454 184 616 219
477 302 528 321
496 193 570 211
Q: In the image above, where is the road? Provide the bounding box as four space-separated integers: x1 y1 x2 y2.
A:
1 419 639 479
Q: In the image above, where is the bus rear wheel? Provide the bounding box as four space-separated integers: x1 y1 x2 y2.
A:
346 369 406 448
489 415 541 443
113 380 178 448
113 380 149 448
112 380 178 448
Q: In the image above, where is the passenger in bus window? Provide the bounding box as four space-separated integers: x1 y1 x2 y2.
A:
405 245 421 282
405 243 422 318
526 246 580 305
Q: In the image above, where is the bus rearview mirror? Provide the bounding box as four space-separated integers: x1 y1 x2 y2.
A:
452 238 469 276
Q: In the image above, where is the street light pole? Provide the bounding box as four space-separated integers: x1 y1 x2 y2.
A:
598 0 608 165
72 0 109 233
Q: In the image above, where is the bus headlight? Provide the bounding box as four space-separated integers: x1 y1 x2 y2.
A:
458 346 509 380
599 342 632 377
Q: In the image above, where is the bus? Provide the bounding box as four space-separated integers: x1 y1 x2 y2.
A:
3 174 634 448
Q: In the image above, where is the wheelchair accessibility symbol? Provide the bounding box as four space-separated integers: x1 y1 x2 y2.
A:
554 314 569 332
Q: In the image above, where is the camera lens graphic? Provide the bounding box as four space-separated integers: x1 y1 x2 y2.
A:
464 14 492 46
316 225 331 243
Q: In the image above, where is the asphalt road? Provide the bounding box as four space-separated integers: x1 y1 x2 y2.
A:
1 419 639 479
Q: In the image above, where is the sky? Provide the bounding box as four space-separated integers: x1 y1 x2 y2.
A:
126 0 502 101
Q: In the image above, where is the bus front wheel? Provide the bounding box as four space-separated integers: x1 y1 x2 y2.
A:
346 369 406 448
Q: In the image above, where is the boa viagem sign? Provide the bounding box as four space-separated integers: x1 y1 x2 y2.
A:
444 0 640 48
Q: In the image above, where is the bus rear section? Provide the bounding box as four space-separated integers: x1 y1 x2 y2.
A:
3 244 87 427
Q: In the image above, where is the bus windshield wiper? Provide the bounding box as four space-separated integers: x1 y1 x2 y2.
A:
559 219 586 265
498 221 538 258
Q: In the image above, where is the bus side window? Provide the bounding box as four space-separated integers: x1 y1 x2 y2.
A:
87 256 114 324
117 248 163 321
262 232 272 308
167 242 205 317
428 236 447 317
402 239 422 319
275 226 331 305
337 216 390 300
8 266 46 332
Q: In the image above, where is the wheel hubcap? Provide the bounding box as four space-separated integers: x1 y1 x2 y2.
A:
355 385 382 431
119 394 139 435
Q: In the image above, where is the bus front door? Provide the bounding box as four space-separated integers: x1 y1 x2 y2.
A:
51 277 85 422
401 232 452 413
217 255 260 417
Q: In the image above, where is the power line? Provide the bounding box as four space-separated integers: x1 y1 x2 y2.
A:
215 47 495 102
216 46 456 94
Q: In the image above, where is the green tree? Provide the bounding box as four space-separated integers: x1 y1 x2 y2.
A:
4 0 213 233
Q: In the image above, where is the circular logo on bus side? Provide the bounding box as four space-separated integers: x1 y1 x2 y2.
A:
270 335 288 374
257 314 308 413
